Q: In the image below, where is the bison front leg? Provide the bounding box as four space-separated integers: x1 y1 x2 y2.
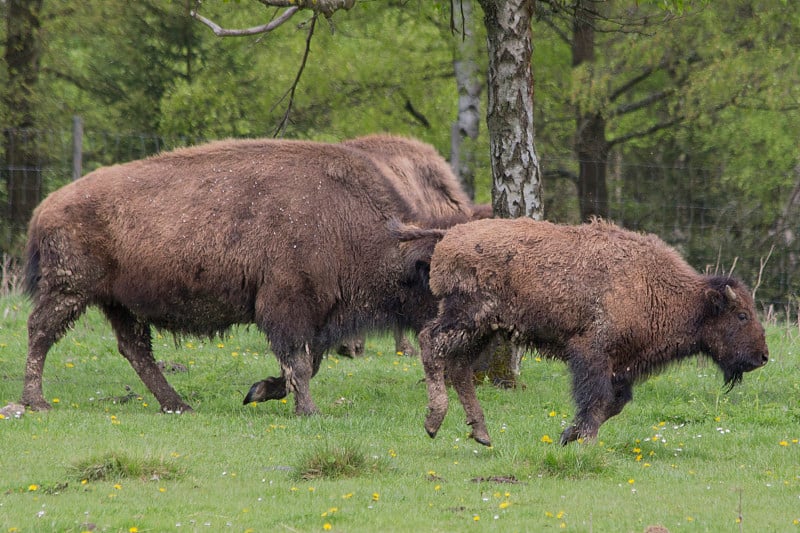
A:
605 377 633 422
102 304 193 414
560 344 614 445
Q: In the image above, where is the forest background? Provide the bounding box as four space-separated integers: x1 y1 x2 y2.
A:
1 0 798 317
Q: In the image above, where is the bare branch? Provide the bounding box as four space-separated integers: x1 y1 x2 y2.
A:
403 98 431 128
608 116 683 148
191 7 299 37
272 13 318 137
544 168 579 184
751 245 774 301
609 88 674 118
608 65 656 103
256 0 356 17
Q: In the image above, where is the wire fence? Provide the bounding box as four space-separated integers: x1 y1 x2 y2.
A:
1 125 798 319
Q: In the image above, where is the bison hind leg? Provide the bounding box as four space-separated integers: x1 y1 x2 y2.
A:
23 295 88 411
101 304 193 414
447 341 493 446
420 311 492 446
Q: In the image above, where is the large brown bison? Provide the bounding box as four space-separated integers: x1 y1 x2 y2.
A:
396 218 769 446
22 136 472 415
243 134 486 402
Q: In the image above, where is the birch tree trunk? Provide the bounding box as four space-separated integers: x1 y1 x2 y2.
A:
478 0 543 220
450 0 482 200
474 0 542 386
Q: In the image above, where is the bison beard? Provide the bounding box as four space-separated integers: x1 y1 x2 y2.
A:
21 136 473 416
399 218 769 446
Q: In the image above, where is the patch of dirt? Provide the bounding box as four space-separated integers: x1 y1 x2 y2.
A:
470 475 520 484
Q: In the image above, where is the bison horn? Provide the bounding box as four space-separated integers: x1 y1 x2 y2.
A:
725 285 738 302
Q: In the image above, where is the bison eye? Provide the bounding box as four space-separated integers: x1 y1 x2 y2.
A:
737 312 748 322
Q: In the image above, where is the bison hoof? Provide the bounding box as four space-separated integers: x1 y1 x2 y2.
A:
559 426 580 446
243 377 288 404
161 404 194 415
470 431 492 447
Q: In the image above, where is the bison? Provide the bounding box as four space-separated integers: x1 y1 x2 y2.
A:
396 218 769 446
22 136 472 416
243 134 486 402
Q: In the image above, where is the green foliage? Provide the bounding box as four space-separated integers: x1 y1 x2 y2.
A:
1 297 799 530
534 0 800 304
2 0 799 299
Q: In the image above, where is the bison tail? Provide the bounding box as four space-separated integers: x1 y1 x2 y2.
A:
386 217 448 243
23 237 41 299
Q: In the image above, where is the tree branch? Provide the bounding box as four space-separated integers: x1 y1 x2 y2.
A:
191 7 300 37
608 65 656 103
190 0 356 35
544 167 579 184
608 116 683 148
272 13 318 137
609 88 674 118
256 0 356 17
403 98 431 128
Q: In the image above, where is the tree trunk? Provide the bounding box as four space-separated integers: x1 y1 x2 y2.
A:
475 0 541 386
478 0 542 220
572 0 609 221
3 0 44 239
450 0 482 200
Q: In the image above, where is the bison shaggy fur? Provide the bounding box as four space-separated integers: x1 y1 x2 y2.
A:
407 218 769 446
22 136 471 416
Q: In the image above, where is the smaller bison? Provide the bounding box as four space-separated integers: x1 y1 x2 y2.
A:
398 218 768 446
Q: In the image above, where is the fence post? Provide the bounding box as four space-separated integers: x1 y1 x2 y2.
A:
72 116 83 181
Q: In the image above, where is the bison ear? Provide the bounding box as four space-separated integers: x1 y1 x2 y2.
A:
704 288 724 316
704 285 736 316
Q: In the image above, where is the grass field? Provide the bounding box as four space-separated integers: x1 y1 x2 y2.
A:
1 294 798 532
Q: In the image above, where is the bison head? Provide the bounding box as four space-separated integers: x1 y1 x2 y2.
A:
699 277 769 390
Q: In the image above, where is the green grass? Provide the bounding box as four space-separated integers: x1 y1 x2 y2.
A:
1 295 798 532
